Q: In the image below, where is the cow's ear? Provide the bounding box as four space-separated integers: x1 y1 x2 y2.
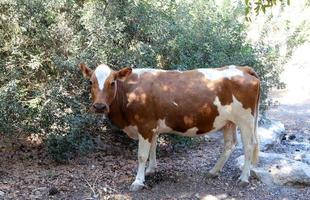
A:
116 66 132 81
79 63 93 78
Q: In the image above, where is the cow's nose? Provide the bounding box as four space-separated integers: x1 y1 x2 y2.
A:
93 103 107 112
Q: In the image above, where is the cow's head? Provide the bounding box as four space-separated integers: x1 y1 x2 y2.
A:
79 63 132 115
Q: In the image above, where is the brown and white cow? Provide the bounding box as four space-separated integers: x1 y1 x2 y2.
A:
79 63 260 191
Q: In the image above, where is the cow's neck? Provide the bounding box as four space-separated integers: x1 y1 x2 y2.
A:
108 80 129 129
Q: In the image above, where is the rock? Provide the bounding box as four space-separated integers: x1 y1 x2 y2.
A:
257 121 285 150
281 133 287 141
288 134 296 140
0 190 4 196
236 120 285 151
304 154 310 165
49 187 59 196
236 152 310 186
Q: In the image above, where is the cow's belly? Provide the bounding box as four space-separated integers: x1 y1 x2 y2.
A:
153 118 223 137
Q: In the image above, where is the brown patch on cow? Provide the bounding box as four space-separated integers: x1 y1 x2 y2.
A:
232 77 260 115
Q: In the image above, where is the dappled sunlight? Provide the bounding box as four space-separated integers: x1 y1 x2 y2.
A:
201 193 232 200
126 91 148 106
26 133 43 146
275 43 310 105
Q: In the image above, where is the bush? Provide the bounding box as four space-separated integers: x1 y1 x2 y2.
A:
47 131 95 164
1 0 304 161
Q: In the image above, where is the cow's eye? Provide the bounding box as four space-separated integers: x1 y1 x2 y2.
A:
89 81 92 85
111 81 115 87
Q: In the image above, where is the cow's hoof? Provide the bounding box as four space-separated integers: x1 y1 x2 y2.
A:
237 179 249 186
205 172 218 179
130 181 144 192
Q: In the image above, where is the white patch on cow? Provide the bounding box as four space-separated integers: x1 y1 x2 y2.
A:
212 95 254 130
133 68 182 78
197 65 243 80
182 127 199 136
133 68 164 78
153 119 173 133
123 125 139 140
95 64 111 90
131 134 151 190
172 101 178 106
152 119 199 136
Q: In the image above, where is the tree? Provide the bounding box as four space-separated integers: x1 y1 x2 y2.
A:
245 0 290 20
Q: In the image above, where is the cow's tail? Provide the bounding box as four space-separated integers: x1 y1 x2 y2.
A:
251 78 260 166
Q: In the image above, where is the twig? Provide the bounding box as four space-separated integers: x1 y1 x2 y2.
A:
82 174 98 197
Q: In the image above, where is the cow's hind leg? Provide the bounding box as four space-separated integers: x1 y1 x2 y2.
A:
146 134 158 175
237 121 255 186
206 122 237 178
130 134 151 191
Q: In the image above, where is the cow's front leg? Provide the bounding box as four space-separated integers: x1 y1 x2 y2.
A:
130 134 151 191
146 134 158 175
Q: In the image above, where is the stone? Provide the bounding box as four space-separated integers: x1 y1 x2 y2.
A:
49 187 59 196
288 134 296 140
236 152 310 186
304 154 310 165
257 121 285 150
0 190 4 196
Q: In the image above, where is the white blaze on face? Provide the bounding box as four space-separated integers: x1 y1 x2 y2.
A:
94 64 112 90
197 65 244 80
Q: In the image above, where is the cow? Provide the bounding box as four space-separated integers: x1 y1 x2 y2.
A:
79 63 260 191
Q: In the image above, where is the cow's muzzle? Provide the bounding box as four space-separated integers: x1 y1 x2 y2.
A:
92 103 108 113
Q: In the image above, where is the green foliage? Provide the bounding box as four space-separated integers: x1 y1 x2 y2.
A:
244 0 290 20
0 0 303 161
